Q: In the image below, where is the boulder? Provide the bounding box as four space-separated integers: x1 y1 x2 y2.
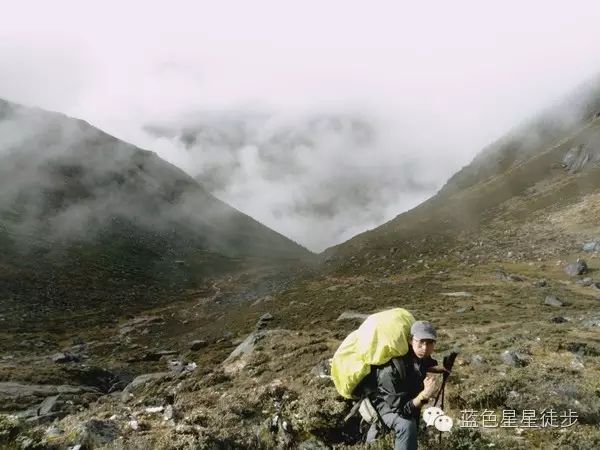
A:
583 241 600 252
501 350 529 367
189 340 207 351
562 144 600 173
577 278 594 286
564 259 588 276
120 373 170 402
75 419 120 448
544 295 564 307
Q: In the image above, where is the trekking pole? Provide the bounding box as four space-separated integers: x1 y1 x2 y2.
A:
434 351 457 406
433 352 458 444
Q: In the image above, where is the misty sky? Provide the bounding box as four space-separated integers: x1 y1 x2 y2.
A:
2 1 600 252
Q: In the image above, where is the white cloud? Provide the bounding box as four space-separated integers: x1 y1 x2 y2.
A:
2 0 600 251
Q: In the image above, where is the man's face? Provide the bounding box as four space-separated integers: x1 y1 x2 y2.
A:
411 337 436 359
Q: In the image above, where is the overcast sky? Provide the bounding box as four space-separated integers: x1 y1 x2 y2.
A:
2 1 600 251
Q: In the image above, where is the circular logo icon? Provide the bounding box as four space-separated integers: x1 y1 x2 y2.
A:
423 407 444 426
434 414 454 432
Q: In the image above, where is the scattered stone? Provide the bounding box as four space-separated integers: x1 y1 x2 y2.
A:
163 404 175 421
259 313 273 322
550 316 568 323
496 270 524 282
577 277 594 286
544 295 564 307
471 355 485 366
256 313 274 330
501 350 529 367
138 350 178 362
298 439 330 449
37 395 60 416
533 279 548 288
189 340 207 351
75 419 120 447
129 420 139 431
571 357 585 371
456 305 474 313
336 311 368 322
581 318 600 328
120 373 170 402
564 259 588 276
583 241 600 252
225 331 263 359
51 352 79 364
145 406 164 414
45 424 63 438
441 292 473 298
562 144 600 173
311 360 332 378
0 382 94 399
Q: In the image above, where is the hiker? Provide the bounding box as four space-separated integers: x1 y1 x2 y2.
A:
364 320 444 450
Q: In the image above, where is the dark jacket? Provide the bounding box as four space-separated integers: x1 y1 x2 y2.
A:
365 350 437 419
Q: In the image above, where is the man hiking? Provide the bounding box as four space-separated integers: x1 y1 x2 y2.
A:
364 320 444 450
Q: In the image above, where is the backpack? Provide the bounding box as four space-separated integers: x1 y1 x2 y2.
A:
343 357 407 429
331 308 415 399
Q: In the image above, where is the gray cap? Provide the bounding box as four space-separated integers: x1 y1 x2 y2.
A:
411 321 437 340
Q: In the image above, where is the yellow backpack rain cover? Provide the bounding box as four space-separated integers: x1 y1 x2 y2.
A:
331 308 415 399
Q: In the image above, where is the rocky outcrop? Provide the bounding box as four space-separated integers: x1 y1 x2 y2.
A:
562 144 600 173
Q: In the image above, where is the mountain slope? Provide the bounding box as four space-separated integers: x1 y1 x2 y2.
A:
0 99 312 328
325 78 600 266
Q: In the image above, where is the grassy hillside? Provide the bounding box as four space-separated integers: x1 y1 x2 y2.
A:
0 99 313 329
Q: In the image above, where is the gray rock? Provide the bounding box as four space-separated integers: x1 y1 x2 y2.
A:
456 305 475 313
562 144 600 173
441 292 473 297
533 279 548 288
223 331 266 364
550 316 568 323
167 360 185 374
583 241 600 252
0 382 94 398
544 295 564 307
581 318 600 328
51 352 78 363
121 373 170 402
38 395 60 416
45 424 63 438
259 313 274 322
471 355 486 366
336 311 369 322
501 350 529 367
577 277 594 286
311 360 332 378
75 419 120 448
571 356 585 371
496 270 524 282
564 259 588 276
298 439 330 450
256 313 274 330
189 340 207 351
163 404 175 421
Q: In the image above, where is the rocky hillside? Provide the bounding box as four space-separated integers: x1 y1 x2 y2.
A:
324 77 600 267
2 80 600 450
0 99 312 330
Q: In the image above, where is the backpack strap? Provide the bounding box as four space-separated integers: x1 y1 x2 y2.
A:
390 356 406 380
